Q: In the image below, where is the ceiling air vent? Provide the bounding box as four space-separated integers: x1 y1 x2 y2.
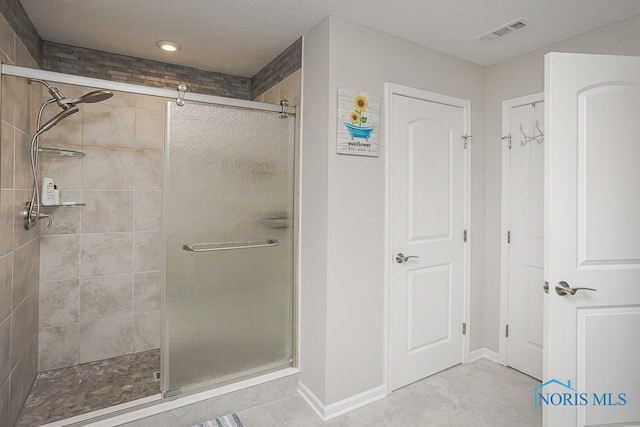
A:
475 19 530 42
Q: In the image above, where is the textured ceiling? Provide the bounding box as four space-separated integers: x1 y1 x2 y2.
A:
19 0 640 77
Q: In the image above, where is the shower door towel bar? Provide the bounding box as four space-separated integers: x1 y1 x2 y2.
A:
182 239 279 252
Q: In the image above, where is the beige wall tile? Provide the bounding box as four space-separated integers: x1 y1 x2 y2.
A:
1 76 17 126
133 310 161 352
82 147 134 190
40 235 79 282
79 315 132 363
279 70 301 106
80 232 133 277
40 153 82 191
133 231 161 272
83 103 135 148
10 291 37 369
134 271 161 313
14 190 39 249
134 191 161 232
97 89 137 108
0 378 7 427
13 129 31 190
14 38 37 69
0 14 14 64
39 107 83 147
79 274 133 321
39 279 79 328
134 149 162 190
9 342 37 424
0 189 13 256
1 121 14 188
262 84 280 105
12 76 30 134
0 316 9 387
135 108 163 150
81 191 134 233
38 323 79 371
39 191 81 235
12 238 39 308
0 253 11 322
135 94 167 110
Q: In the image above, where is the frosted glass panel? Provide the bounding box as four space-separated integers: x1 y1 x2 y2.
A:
164 102 294 394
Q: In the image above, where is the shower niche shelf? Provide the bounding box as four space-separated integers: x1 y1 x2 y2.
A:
39 147 85 157
40 202 86 208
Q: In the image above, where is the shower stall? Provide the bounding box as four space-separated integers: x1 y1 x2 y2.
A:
0 64 298 427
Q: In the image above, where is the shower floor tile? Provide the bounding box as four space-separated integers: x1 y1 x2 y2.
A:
15 349 161 427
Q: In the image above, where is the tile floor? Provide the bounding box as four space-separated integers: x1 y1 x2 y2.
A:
15 349 160 426
236 359 541 427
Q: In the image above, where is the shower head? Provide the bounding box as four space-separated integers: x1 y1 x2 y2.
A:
28 79 113 109
38 106 79 133
62 90 113 105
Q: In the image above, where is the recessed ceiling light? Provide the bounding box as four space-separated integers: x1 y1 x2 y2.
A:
156 40 182 52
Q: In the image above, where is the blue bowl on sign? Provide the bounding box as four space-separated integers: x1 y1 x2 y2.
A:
344 122 374 140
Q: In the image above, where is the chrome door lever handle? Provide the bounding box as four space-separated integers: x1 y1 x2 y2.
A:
396 252 419 264
555 281 597 296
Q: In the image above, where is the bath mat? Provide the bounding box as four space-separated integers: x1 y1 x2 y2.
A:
193 413 244 427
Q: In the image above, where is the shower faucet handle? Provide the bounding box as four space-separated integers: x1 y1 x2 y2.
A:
40 213 53 228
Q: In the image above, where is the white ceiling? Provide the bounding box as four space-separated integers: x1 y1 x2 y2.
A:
19 0 640 77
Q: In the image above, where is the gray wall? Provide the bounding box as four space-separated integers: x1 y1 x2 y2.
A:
482 14 640 354
301 15 487 406
0 11 41 426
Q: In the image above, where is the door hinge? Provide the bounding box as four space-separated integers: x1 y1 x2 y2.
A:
507 231 511 244
462 322 467 335
502 135 512 149
505 324 509 338
462 135 472 149
464 230 468 242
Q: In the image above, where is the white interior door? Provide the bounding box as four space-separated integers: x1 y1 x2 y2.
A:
545 52 640 426
503 97 544 380
389 88 469 391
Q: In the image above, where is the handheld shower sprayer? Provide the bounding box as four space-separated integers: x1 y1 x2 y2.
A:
23 79 114 230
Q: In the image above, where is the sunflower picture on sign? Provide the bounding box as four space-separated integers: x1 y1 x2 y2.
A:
337 89 380 156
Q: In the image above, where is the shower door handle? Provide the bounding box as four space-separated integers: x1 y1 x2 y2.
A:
183 239 279 252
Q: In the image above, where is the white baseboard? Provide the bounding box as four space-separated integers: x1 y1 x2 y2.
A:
298 382 387 421
468 348 499 363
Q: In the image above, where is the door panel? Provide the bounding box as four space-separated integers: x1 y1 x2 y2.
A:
578 85 640 265
391 92 468 391
545 53 640 426
408 120 451 241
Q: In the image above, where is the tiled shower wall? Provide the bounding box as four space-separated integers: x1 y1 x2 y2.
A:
0 11 41 427
37 84 165 371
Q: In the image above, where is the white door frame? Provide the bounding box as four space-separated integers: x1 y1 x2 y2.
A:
498 92 544 366
383 82 472 395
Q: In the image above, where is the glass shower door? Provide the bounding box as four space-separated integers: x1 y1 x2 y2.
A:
163 102 295 395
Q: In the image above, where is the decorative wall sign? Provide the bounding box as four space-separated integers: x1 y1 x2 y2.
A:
337 89 380 156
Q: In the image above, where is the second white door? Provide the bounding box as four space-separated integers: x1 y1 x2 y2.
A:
390 87 469 390
503 97 544 380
